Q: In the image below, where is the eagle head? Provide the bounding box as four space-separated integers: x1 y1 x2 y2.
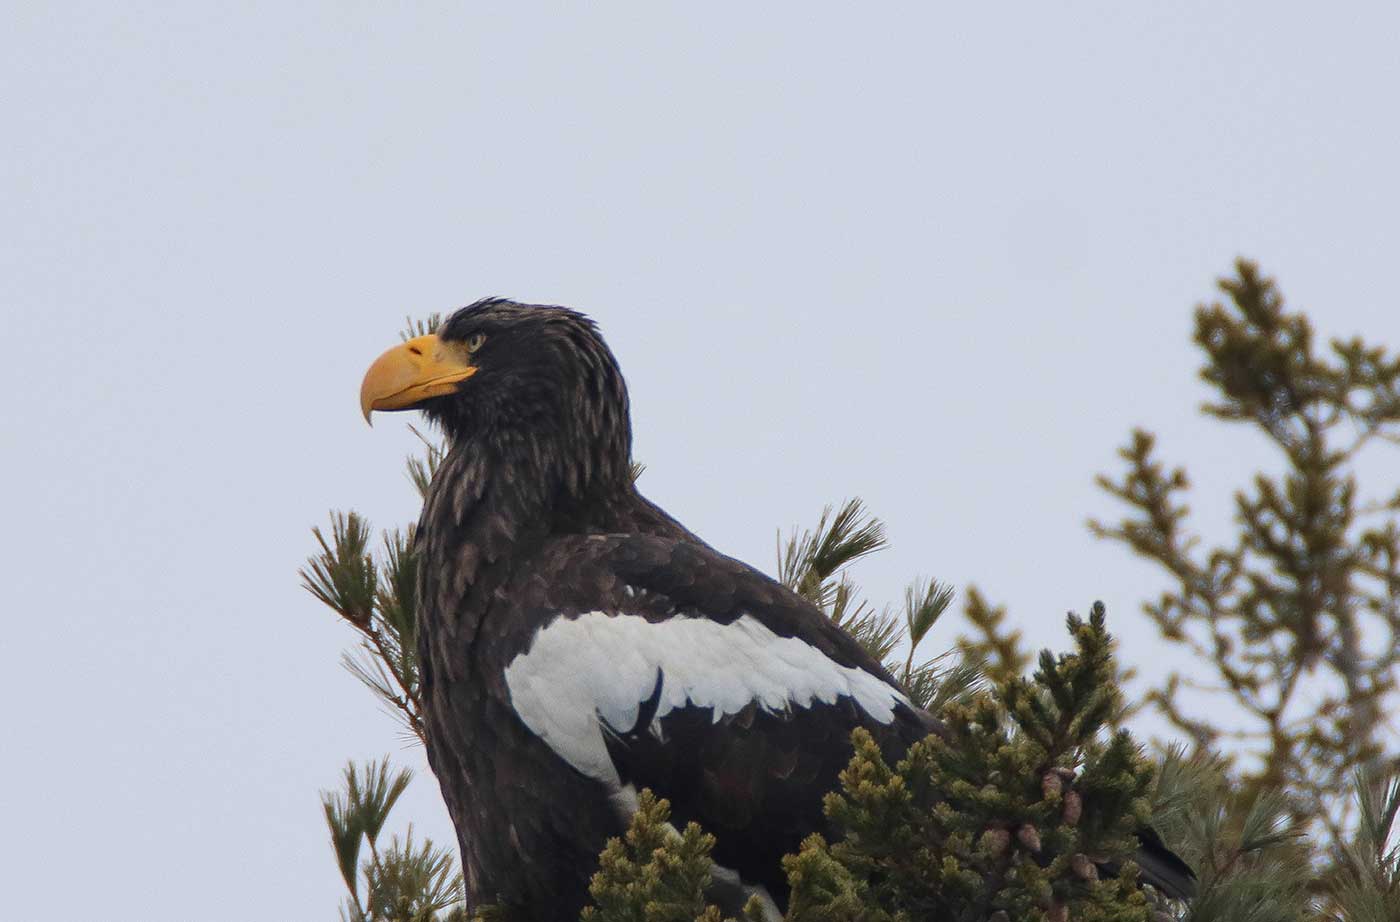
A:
360 298 633 496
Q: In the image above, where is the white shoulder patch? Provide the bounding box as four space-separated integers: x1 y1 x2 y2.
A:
502 612 909 787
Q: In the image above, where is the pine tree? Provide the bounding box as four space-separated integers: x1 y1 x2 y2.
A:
1089 261 1400 861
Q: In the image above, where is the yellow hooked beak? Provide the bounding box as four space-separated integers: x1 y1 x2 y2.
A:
359 334 478 423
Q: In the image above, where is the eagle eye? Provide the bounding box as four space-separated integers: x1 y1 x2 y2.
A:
465 333 487 352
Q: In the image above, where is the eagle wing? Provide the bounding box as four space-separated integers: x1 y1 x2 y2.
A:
499 532 931 905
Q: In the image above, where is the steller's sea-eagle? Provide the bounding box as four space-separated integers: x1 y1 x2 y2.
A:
358 299 1194 921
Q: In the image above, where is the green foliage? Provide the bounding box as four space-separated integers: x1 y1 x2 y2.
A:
404 313 444 340
407 425 447 501
323 758 466 922
956 587 1030 687
788 604 1156 922
302 513 425 742
776 498 973 711
581 790 735 922
1148 746 1313 922
304 510 378 628
361 830 467 922
778 499 888 607
1090 259 1400 843
778 499 897 659
1326 771 1400 922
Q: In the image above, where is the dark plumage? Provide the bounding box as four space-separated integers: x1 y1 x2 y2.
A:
357 299 1194 920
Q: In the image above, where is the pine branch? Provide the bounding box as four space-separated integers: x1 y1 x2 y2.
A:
303 511 426 743
957 586 1031 686
902 577 955 680
365 827 467 922
403 314 444 340
581 790 739 922
303 511 378 628
1327 770 1400 921
777 499 887 610
776 501 965 710
302 413 450 744
1090 261 1400 852
789 604 1168 921
323 758 466 922
407 426 446 501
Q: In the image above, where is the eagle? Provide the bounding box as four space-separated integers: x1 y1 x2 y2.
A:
358 299 1194 920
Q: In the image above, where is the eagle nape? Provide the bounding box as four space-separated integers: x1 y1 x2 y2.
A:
358 298 1195 920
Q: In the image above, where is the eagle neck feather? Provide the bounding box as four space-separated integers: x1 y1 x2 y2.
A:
416 426 638 670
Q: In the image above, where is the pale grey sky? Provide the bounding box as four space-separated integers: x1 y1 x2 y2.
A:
3 4 1398 919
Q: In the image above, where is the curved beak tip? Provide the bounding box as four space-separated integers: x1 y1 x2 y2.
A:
359 382 377 426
